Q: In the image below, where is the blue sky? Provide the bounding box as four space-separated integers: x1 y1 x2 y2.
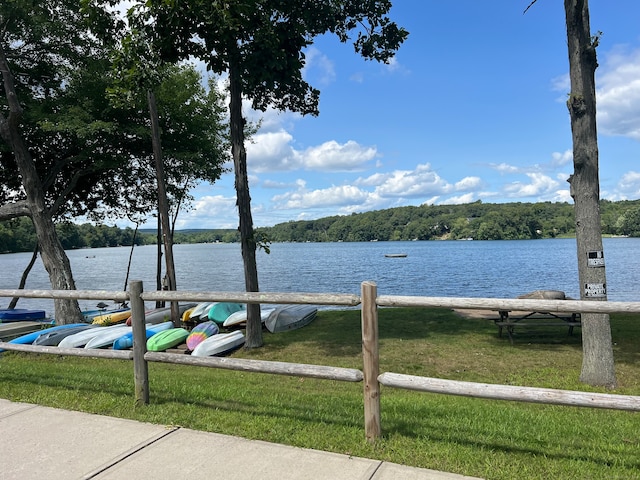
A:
167 1 640 230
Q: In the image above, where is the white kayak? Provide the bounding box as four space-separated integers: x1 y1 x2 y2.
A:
191 331 245 357
84 325 133 349
223 307 275 327
59 324 132 348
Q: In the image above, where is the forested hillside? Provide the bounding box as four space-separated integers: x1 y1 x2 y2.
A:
259 200 640 243
2 200 640 253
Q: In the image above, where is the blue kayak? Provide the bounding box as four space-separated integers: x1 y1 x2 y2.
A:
113 321 174 350
0 309 47 322
0 323 89 352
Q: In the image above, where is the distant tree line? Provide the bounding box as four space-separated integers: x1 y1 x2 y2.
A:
257 200 640 243
2 200 640 253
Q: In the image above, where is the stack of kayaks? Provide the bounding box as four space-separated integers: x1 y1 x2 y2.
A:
0 301 319 359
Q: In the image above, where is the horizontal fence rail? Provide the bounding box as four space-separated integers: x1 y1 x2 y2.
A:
1 281 640 443
144 352 363 382
378 373 640 411
377 294 640 314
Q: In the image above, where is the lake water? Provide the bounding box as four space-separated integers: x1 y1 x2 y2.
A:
1 238 639 315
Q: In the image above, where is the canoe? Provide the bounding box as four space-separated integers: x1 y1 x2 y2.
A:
0 321 47 342
186 321 219 351
223 307 275 327
113 321 173 350
0 308 47 322
59 324 132 348
208 303 245 325
264 305 318 333
92 309 132 326
34 324 98 347
384 253 407 258
84 325 133 349
191 331 245 357
147 328 190 352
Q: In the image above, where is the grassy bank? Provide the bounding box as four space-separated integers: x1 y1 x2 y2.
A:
1 308 639 479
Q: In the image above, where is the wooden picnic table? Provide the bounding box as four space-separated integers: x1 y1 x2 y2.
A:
494 310 581 344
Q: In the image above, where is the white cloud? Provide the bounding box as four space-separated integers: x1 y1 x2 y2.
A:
444 192 478 205
503 172 559 198
616 171 640 197
246 131 378 173
596 47 640 140
368 163 452 198
272 184 370 210
551 150 573 167
174 195 238 229
454 177 482 191
303 47 336 86
301 140 378 171
491 162 521 174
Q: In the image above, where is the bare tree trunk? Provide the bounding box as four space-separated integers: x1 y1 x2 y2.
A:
564 0 616 388
9 242 39 309
229 60 263 348
156 216 165 308
0 42 82 324
148 90 178 323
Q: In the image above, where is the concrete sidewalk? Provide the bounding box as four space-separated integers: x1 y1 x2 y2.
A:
0 399 481 480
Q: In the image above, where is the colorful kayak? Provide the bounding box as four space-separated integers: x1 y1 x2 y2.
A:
0 308 47 322
191 331 245 357
208 303 245 325
92 309 132 326
34 324 97 346
84 325 132 349
147 328 190 352
223 307 275 327
113 321 173 350
186 321 219 351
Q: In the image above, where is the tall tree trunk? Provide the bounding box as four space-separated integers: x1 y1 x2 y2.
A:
564 0 616 388
229 60 263 348
148 90 179 323
0 42 82 324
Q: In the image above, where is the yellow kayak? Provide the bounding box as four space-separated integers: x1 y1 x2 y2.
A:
181 307 196 322
91 309 132 326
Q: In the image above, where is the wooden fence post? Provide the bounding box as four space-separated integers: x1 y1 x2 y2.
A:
129 280 149 406
361 281 381 441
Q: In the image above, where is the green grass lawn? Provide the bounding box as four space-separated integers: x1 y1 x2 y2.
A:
1 308 639 480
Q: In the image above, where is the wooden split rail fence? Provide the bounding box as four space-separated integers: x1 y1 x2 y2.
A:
2 281 640 442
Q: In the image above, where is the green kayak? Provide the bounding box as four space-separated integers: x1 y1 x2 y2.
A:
146 327 190 352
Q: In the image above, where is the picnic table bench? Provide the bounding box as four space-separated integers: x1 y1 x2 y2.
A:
494 310 581 344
